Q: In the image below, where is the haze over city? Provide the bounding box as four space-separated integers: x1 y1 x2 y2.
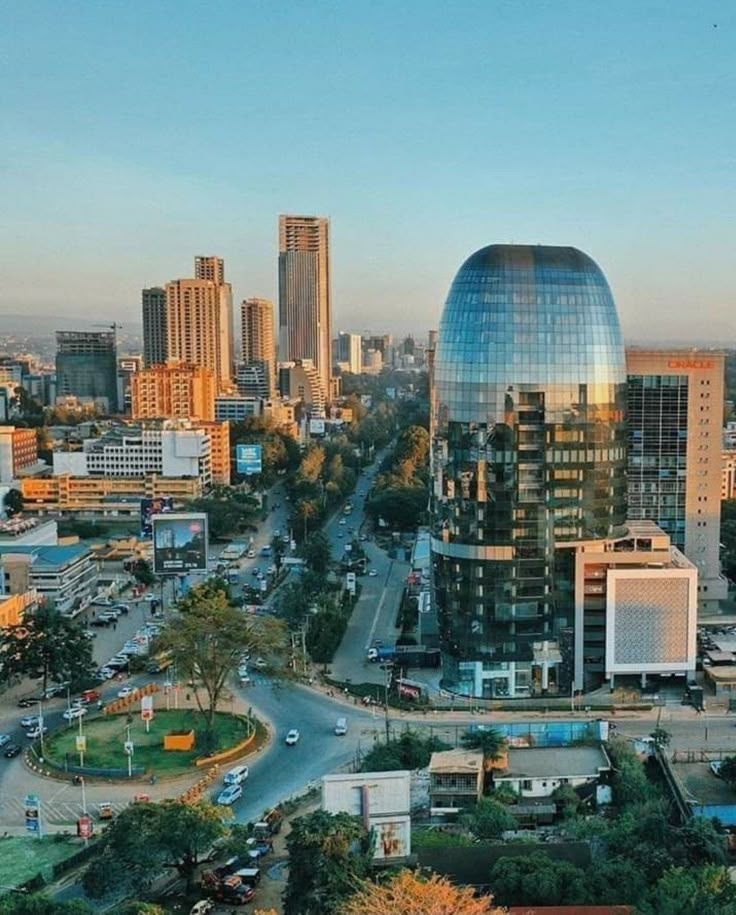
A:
2 0 734 341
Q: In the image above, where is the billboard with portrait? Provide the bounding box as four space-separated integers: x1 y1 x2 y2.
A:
236 443 263 475
152 513 208 575
140 496 175 538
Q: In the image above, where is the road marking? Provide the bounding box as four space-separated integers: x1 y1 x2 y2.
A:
365 561 394 651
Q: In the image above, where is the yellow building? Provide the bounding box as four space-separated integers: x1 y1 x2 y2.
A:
0 590 38 628
196 421 231 485
21 474 202 515
131 362 216 422
723 450 736 501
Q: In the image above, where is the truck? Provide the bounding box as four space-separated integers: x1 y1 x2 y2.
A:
252 808 283 841
366 645 441 668
367 646 396 663
146 650 173 674
227 569 240 585
343 501 353 515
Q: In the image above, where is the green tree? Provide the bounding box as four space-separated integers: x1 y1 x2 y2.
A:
489 852 589 907
130 558 155 587
460 727 506 764
296 498 319 539
284 810 373 915
1 605 93 694
0 895 92 915
301 530 332 575
361 731 450 772
461 797 516 839
607 737 654 807
719 755 736 788
159 580 285 745
3 488 23 518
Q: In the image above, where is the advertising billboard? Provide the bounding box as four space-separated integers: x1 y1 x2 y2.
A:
140 496 175 538
309 418 326 435
152 513 208 575
236 443 263 475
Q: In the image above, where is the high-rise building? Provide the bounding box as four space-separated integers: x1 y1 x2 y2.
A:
278 215 331 398
431 245 628 699
240 298 276 396
194 255 225 285
55 331 119 412
131 362 216 422
278 359 326 414
165 257 233 390
336 333 362 374
142 287 168 367
626 349 727 608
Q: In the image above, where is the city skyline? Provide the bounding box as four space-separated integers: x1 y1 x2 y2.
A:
1 2 733 342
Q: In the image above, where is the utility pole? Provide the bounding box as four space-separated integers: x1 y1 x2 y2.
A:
384 666 391 742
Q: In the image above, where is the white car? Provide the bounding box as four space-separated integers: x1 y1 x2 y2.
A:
20 716 40 729
216 783 243 806
710 761 723 777
223 765 249 786
246 550 256 559
63 706 87 721
144 594 158 602
26 725 47 739
368 569 378 577
117 686 135 699
339 518 347 526
285 729 300 746
0 734 11 748
98 667 116 680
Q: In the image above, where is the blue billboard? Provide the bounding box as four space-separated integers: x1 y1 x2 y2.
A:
236 444 263 475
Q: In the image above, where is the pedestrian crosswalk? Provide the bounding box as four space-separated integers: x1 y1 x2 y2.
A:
0 795 128 826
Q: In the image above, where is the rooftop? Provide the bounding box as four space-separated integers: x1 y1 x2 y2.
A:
0 543 91 569
499 745 610 780
429 749 484 774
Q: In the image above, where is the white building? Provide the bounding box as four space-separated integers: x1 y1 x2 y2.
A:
322 770 411 861
336 333 362 375
53 423 212 486
494 745 611 799
0 543 98 617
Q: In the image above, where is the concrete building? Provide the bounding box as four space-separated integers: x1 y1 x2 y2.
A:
142 287 168 367
117 355 142 415
55 330 119 412
196 421 231 485
428 749 484 816
278 360 326 414
336 332 362 374
278 215 331 399
0 426 39 482
131 362 216 422
236 363 271 400
557 519 698 692
626 349 727 608
0 589 38 629
493 745 611 799
241 298 276 397
165 257 233 390
722 450 736 501
0 544 97 617
322 771 411 861
215 394 261 422
0 518 58 547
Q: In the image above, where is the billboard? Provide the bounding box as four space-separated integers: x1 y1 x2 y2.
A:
152 513 208 575
140 496 175 538
309 418 326 435
236 443 262 475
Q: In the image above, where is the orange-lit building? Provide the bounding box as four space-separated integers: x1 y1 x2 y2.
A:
722 450 736 501
0 589 38 628
0 426 38 482
21 474 202 516
131 362 216 422
197 421 231 485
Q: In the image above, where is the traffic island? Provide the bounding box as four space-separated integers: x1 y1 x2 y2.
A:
37 710 254 780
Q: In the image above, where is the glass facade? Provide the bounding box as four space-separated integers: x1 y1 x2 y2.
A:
627 374 689 550
431 245 627 698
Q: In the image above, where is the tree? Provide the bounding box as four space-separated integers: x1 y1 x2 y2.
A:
112 904 165 915
301 530 332 575
284 810 373 915
340 870 504 915
650 726 671 749
607 737 654 807
159 581 285 746
489 852 589 907
461 797 516 839
295 498 319 539
83 801 224 897
1 605 93 694
3 488 23 518
360 731 450 772
719 755 736 788
130 558 155 587
460 727 506 766
0 896 92 915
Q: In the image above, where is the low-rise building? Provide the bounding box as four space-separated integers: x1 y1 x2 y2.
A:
0 544 97 617
0 517 58 547
215 394 261 422
0 426 40 482
493 745 611 799
428 749 484 816
0 589 39 628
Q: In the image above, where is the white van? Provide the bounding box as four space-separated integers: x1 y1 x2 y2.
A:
334 717 348 736
224 765 249 786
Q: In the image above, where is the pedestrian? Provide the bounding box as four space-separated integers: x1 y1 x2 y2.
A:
113 621 117 631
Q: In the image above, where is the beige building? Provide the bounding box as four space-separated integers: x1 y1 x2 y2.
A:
626 349 727 609
278 215 331 400
131 362 216 422
428 749 484 816
142 287 168 367
165 257 233 390
21 474 202 516
240 298 276 397
722 450 736 501
0 426 39 483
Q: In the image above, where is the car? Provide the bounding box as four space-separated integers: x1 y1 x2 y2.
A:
337 531 344 538
246 550 256 559
63 706 87 721
91 617 110 628
359 534 367 542
282 534 290 543
274 529 281 538
20 715 40 728
190 901 215 915
4 744 21 759
285 729 300 746
216 784 243 806
251 568 261 577
43 685 65 699
82 628 96 639
339 518 346 526
17 697 37 709
144 593 158 602
253 657 267 669
117 686 135 699
25 725 48 739
223 765 249 786
112 603 130 614
213 876 254 905
97 667 115 680
0 735 10 749
710 761 723 777
368 569 378 577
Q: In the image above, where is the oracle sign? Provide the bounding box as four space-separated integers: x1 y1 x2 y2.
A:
667 359 714 370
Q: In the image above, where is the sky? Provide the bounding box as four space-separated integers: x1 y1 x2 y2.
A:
1 0 734 342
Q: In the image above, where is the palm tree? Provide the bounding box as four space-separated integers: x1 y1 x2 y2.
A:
460 727 506 771
296 499 318 540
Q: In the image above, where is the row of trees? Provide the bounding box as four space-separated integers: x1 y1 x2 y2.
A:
230 414 302 485
185 484 261 540
365 424 430 530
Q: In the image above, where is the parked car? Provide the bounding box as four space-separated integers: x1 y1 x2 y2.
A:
246 549 256 559
25 725 48 739
17 697 37 709
4 744 22 758
216 784 243 806
0 735 11 748
285 729 300 746
43 684 65 699
710 760 723 777
91 618 110 628
368 569 378 577
63 706 87 721
20 715 40 729
82 629 96 639
117 686 135 699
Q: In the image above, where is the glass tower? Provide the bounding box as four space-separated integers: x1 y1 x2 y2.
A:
431 245 627 699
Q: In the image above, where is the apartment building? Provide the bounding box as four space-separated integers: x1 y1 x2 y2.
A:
0 544 97 617
131 362 216 422
0 426 39 482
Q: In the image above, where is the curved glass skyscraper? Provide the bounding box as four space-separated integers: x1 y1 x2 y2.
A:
431 245 627 699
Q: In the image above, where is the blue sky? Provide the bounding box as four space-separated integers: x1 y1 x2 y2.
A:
1 0 734 341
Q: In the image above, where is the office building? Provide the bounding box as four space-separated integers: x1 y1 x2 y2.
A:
723 450 736 501
0 544 97 617
278 359 326 414
336 332 362 375
363 348 383 374
142 287 168 367
55 330 119 412
431 244 628 699
131 362 216 422
215 394 261 422
278 215 331 398
626 349 727 608
236 363 271 400
0 427 39 483
241 298 276 396
165 258 233 390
